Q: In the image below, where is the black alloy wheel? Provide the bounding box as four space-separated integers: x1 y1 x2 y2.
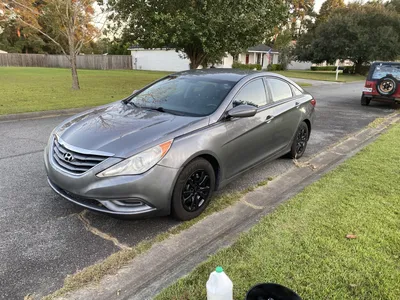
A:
288 121 309 159
171 158 215 221
181 170 211 212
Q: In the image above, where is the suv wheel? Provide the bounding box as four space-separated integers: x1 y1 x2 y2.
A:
361 95 370 106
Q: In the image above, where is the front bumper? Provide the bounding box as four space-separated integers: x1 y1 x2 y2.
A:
44 144 180 217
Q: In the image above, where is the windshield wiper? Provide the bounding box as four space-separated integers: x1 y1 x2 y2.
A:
144 106 185 116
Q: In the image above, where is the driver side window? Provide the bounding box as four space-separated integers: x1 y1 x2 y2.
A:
233 79 267 108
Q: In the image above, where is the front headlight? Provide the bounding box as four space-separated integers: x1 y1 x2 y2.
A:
97 140 173 177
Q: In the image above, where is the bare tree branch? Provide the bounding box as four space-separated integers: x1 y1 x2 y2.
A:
15 16 69 58
9 0 40 16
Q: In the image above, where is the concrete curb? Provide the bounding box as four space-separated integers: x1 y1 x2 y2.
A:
57 113 399 300
0 107 91 123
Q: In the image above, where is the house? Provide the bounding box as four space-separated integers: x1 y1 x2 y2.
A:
129 45 279 71
236 44 279 69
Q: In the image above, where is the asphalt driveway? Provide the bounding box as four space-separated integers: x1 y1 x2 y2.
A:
0 81 396 299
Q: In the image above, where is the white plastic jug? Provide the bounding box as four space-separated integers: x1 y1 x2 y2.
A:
206 266 233 300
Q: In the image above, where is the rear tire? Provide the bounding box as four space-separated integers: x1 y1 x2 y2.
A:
361 95 370 106
288 122 309 159
171 158 215 221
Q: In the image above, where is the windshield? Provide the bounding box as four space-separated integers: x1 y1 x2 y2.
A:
372 64 400 80
129 76 236 116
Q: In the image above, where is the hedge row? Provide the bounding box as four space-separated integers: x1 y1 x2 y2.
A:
267 64 284 71
310 66 338 71
311 65 370 75
232 62 262 70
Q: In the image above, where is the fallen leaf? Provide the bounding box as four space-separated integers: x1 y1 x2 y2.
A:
116 289 121 296
346 234 357 239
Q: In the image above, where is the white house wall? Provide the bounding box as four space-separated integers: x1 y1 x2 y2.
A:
131 50 190 72
287 61 312 70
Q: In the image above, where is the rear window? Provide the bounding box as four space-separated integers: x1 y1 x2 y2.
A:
372 64 400 80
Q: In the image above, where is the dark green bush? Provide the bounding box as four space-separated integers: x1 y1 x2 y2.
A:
310 66 337 71
232 62 262 70
342 66 354 74
266 64 283 71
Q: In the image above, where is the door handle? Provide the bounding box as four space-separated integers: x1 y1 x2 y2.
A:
265 115 274 123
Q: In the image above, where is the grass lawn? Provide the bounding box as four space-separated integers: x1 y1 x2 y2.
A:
156 124 400 300
275 70 366 82
0 67 170 115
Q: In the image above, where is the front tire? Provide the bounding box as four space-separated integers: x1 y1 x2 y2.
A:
361 95 370 106
171 158 215 221
288 122 309 159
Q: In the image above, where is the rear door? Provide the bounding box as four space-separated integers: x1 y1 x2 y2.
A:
265 77 303 152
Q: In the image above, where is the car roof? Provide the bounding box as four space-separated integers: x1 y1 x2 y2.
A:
170 68 288 83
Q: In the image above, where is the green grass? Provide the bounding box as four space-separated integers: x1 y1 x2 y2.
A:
276 70 366 82
42 181 274 299
156 124 400 300
0 67 170 115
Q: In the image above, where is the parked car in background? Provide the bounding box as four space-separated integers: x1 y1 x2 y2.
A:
362 62 400 106
44 69 316 221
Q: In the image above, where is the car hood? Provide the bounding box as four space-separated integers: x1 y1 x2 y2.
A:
56 102 208 158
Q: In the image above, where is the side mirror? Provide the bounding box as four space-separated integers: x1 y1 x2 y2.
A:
227 104 257 118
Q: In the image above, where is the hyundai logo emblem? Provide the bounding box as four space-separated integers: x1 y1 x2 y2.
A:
64 152 74 162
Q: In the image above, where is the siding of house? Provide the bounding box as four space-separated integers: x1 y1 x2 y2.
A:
131 49 234 71
287 61 312 70
131 50 190 71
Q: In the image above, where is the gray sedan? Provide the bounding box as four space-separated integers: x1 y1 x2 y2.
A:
45 69 315 220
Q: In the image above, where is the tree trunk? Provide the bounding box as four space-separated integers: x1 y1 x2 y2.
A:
70 55 80 90
354 60 363 75
68 33 80 90
187 49 206 69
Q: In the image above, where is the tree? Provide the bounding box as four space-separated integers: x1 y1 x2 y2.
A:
273 30 295 69
386 0 400 14
295 3 400 73
0 0 101 90
288 0 316 38
105 0 288 69
0 20 46 53
317 0 345 24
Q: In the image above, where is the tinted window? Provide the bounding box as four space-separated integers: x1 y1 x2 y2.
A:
292 85 303 96
130 76 235 116
372 64 400 80
233 79 267 108
268 79 293 102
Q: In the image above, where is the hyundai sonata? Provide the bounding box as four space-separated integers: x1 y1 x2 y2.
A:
45 69 315 220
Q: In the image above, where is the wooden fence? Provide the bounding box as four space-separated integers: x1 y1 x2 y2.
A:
0 53 132 70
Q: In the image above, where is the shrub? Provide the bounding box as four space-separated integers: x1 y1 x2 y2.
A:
310 66 337 71
266 64 283 71
342 66 354 74
232 62 262 70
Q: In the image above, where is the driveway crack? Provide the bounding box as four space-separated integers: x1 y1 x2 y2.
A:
0 149 43 160
77 210 131 250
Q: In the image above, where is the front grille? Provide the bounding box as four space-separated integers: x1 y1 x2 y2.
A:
52 139 109 175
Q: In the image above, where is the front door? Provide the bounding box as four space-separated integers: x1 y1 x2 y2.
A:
219 78 280 179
